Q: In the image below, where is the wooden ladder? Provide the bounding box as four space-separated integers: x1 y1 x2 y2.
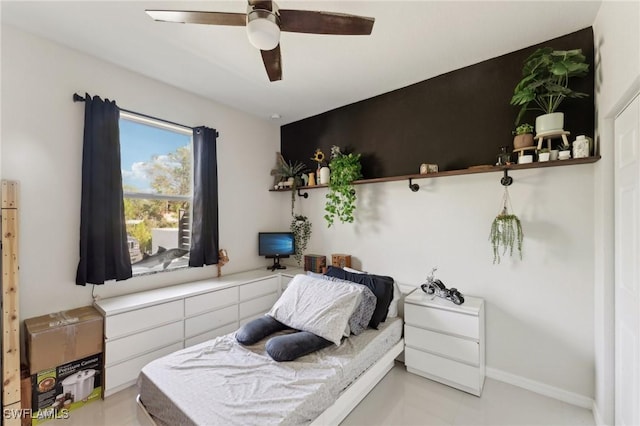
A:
2 180 21 426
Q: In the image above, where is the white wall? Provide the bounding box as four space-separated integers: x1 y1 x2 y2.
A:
296 164 595 399
0 25 286 321
593 2 640 424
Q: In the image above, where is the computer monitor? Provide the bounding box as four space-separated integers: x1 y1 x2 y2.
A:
258 232 295 271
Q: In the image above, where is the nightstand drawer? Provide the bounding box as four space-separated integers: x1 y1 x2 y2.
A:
405 347 481 393
405 325 479 366
405 302 479 339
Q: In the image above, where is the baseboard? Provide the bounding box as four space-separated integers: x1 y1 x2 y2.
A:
485 367 593 409
592 400 606 426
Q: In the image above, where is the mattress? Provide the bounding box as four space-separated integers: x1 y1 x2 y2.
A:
138 317 403 426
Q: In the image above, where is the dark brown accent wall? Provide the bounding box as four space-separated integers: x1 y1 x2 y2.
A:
281 27 594 178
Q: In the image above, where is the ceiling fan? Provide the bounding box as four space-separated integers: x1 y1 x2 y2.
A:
146 0 375 82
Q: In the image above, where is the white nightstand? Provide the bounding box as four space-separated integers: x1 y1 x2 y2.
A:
403 289 485 396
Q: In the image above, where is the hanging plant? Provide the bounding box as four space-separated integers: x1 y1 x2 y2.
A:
489 188 524 264
290 215 312 266
324 145 362 227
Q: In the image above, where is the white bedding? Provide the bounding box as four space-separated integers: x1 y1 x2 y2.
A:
138 317 403 426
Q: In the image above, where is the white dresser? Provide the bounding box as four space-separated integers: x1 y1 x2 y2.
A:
404 289 485 396
94 268 301 397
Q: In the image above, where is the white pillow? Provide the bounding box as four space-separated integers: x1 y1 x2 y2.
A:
268 274 363 346
343 266 400 318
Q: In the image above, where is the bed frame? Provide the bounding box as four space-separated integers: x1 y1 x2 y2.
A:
135 339 404 426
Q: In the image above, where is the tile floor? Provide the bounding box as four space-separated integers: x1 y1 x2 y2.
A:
54 362 595 426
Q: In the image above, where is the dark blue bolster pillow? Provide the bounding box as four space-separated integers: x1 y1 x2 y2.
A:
266 331 333 362
236 315 289 345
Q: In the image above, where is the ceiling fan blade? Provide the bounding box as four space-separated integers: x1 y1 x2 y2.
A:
248 0 273 12
279 10 374 35
261 45 282 82
145 10 246 26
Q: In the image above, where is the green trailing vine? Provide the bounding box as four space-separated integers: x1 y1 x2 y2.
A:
324 146 362 227
489 189 524 264
290 214 312 266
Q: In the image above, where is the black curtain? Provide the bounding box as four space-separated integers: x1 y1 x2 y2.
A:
76 94 132 285
189 126 219 267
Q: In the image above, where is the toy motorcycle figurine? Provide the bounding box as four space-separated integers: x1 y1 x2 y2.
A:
420 268 465 305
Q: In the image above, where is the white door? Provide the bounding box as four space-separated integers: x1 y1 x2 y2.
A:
615 93 640 426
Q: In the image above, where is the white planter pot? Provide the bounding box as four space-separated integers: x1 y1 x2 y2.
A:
558 150 571 160
538 152 550 162
535 112 564 134
550 149 559 161
518 155 533 164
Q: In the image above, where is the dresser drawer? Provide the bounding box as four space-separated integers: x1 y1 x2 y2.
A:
239 277 279 300
405 302 479 339
106 320 183 366
185 287 237 317
239 292 278 319
405 325 479 366
281 275 295 291
185 305 238 338
405 347 481 394
185 322 238 347
105 342 183 396
105 300 183 339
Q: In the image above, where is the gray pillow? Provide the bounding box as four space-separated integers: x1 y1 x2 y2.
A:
266 331 332 362
306 271 376 335
269 274 362 345
235 315 289 345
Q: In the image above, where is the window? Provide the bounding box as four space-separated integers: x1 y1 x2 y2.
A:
119 112 192 275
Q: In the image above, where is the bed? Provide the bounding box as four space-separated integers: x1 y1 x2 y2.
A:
136 270 404 426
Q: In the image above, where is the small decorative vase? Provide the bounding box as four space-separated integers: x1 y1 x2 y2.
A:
307 172 316 186
319 166 331 185
572 135 590 159
550 150 559 161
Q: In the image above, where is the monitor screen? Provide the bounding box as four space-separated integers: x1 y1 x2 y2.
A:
258 232 295 257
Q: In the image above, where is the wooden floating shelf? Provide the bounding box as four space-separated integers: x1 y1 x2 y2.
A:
269 156 601 192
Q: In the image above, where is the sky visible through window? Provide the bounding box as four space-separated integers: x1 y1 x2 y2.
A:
120 118 191 193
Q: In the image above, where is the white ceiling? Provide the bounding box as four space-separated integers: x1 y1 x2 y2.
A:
1 1 602 124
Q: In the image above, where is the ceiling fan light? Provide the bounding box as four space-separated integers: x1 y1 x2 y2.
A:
247 10 280 51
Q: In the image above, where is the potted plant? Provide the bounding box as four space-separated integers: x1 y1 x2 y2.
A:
537 148 550 162
557 139 571 160
324 145 362 227
271 153 307 214
489 189 523 264
290 214 312 266
510 47 589 133
513 123 534 150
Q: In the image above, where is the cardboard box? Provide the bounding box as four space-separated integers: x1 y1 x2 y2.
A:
24 306 103 374
30 353 103 425
21 365 32 426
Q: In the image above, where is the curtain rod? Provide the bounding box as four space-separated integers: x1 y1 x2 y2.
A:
73 93 194 131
